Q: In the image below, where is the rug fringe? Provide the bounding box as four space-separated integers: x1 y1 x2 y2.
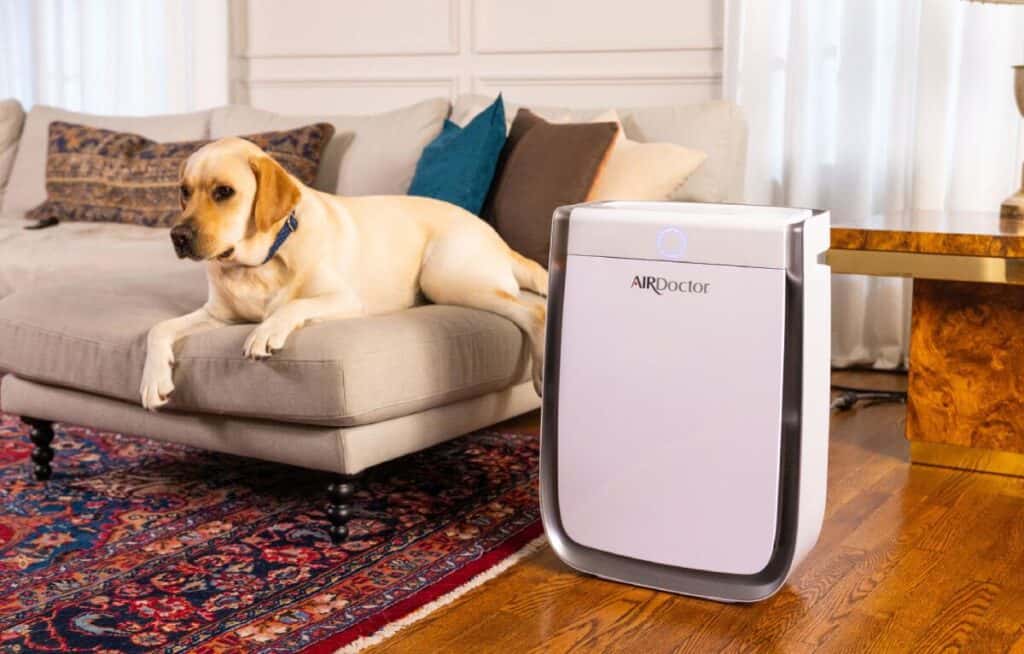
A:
334 534 549 653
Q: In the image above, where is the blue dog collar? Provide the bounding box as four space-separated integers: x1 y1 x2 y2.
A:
263 212 298 264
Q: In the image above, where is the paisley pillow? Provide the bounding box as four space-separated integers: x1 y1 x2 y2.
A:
26 121 334 228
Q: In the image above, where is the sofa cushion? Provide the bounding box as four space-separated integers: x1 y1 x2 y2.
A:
2 105 212 216
25 120 334 227
408 95 506 215
210 99 449 196
0 216 185 299
585 110 707 202
0 99 26 209
452 94 748 203
0 275 530 427
483 109 618 265
623 103 748 204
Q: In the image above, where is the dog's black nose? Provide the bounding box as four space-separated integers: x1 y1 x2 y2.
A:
170 223 196 258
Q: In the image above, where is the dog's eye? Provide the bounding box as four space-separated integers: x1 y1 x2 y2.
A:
180 185 191 201
212 185 235 202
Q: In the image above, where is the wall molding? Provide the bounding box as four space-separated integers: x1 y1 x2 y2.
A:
474 73 722 90
240 75 459 99
472 45 725 56
241 75 457 87
469 0 722 55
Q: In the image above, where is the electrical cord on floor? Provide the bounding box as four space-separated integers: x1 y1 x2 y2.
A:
830 387 907 412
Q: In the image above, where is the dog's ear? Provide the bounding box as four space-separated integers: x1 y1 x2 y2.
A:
178 157 190 210
250 155 300 233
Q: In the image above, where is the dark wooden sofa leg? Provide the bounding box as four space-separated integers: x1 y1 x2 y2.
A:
23 417 55 481
326 475 356 543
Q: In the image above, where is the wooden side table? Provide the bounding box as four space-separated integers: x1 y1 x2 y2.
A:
829 211 1024 476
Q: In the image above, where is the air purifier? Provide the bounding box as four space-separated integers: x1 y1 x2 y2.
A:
540 201 830 603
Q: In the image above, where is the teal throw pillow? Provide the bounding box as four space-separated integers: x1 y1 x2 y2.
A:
408 95 506 215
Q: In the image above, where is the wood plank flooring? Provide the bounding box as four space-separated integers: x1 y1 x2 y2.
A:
366 373 1024 653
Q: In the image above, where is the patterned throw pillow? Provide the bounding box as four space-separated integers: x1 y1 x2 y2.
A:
26 121 334 227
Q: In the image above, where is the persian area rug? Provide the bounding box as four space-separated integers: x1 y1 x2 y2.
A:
0 411 543 653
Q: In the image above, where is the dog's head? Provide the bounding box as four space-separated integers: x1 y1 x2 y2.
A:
171 137 300 263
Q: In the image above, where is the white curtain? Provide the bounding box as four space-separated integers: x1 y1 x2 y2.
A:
0 0 228 115
725 0 1024 368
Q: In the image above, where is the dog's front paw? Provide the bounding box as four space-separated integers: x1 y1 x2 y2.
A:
243 323 292 360
140 356 175 411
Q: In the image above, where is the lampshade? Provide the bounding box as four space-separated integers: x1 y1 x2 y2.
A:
962 0 1024 218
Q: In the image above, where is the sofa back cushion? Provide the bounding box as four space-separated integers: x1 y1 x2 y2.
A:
585 109 707 202
1 105 212 216
452 94 748 203
0 99 26 210
25 121 334 228
210 98 449 197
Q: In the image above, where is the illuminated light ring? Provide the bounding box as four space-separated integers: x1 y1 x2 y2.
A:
656 227 687 260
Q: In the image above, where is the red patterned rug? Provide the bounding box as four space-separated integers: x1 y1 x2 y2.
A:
0 411 543 653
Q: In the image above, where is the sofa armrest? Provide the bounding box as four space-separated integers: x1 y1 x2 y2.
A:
0 98 26 205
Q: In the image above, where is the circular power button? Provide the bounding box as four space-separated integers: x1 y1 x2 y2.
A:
657 227 686 260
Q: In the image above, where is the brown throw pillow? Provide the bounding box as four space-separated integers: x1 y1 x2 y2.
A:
482 109 618 265
26 121 334 227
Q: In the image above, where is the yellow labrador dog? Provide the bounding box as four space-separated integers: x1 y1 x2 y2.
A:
139 137 548 411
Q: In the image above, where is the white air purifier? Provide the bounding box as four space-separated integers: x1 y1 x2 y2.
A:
540 201 830 603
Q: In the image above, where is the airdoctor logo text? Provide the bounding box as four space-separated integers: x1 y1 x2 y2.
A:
631 275 710 296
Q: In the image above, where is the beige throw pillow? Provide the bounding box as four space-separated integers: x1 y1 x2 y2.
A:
585 110 706 202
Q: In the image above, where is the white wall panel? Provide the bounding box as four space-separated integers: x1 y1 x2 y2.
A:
472 0 722 53
244 0 457 57
232 0 723 112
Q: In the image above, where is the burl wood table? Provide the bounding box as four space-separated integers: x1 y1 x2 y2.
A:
829 211 1024 476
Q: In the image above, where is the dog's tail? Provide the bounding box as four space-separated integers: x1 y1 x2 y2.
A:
510 250 549 297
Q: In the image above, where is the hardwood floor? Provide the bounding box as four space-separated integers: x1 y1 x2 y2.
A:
366 373 1024 653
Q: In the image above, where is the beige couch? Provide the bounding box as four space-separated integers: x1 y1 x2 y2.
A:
0 95 747 541
0 96 747 297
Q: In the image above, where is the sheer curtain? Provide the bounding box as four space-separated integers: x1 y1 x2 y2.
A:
0 0 228 115
725 0 1024 368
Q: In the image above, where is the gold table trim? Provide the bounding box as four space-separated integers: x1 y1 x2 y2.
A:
910 441 1024 477
827 249 1024 285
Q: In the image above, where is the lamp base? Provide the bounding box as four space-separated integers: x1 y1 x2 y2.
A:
1002 189 1024 220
